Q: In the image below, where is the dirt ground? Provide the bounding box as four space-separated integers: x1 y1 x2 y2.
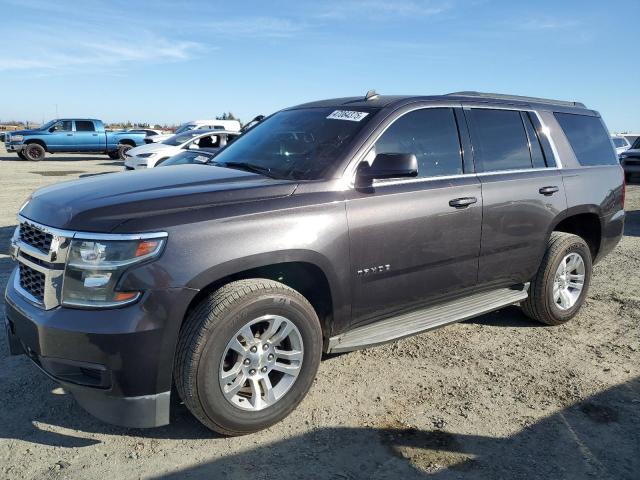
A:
0 146 638 479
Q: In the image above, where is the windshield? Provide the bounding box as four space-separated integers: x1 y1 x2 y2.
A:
161 131 202 146
211 107 377 180
174 123 197 135
39 120 57 131
612 137 627 148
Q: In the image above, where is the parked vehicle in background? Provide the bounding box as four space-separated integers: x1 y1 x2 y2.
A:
154 149 217 167
4 119 146 160
5 91 624 436
619 136 640 181
145 119 241 144
612 135 631 155
125 130 239 169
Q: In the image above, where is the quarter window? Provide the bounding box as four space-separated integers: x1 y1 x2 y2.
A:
554 113 618 166
467 109 532 172
373 108 463 178
75 121 95 132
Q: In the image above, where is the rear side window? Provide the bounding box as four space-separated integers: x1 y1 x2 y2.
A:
75 121 95 132
554 113 618 166
467 109 532 172
373 108 463 178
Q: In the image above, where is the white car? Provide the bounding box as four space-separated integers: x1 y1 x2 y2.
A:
145 119 241 144
612 135 631 156
124 130 239 170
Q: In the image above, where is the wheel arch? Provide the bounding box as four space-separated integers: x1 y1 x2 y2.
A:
183 251 347 341
549 207 602 261
24 139 47 151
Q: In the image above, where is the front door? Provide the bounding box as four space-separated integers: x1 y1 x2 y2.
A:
47 120 74 151
345 107 482 326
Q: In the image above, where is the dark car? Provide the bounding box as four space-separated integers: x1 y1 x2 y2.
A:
5 91 625 435
619 136 640 181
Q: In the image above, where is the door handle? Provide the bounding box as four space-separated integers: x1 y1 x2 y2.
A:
449 197 478 208
539 186 559 196
66 133 73 136
92 133 98 136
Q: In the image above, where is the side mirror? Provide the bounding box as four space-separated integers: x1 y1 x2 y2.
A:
355 153 418 188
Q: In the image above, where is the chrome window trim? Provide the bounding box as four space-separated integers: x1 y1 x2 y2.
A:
343 103 563 189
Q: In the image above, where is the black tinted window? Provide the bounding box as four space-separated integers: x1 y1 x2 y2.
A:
75 121 95 132
374 108 462 178
522 112 547 168
468 109 532 172
555 113 618 166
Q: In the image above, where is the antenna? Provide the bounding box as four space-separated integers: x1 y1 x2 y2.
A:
365 90 379 101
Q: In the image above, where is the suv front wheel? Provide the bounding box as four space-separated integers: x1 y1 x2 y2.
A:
175 279 322 435
522 232 592 325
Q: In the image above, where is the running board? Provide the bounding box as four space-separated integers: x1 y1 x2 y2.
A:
327 285 529 353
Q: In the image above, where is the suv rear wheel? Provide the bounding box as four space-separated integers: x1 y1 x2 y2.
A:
522 232 592 325
174 279 322 435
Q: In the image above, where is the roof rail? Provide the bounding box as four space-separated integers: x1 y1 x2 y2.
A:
446 91 586 108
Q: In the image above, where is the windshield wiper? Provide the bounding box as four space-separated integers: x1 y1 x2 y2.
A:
213 161 277 178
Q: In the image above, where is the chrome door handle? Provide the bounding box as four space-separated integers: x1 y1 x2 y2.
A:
449 197 478 208
539 186 559 196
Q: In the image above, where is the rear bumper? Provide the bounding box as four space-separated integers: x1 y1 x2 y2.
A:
4 268 197 428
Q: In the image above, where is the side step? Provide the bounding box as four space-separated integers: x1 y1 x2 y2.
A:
327 285 529 353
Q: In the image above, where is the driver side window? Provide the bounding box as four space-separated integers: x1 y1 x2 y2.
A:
51 121 72 132
372 108 463 178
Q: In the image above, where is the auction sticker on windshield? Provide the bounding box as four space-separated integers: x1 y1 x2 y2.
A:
327 110 369 122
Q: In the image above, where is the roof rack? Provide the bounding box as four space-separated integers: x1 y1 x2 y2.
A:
446 91 586 108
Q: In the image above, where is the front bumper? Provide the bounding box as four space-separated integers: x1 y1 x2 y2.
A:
123 155 149 170
5 143 25 152
4 268 197 428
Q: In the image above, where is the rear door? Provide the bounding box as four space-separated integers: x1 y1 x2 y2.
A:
345 106 482 325
73 120 101 151
463 106 567 286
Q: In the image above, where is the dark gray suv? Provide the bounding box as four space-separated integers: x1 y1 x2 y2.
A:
5 91 625 435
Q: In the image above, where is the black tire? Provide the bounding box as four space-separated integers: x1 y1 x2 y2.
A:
521 232 592 325
107 151 120 160
174 279 322 436
23 143 45 161
17 150 27 160
117 143 133 160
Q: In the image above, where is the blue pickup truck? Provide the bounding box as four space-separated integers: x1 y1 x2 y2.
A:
4 119 146 161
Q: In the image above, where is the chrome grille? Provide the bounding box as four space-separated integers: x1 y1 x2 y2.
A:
18 263 45 301
11 217 73 310
19 222 53 252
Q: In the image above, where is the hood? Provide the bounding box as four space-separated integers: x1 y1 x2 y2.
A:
20 165 298 232
127 142 178 156
7 128 40 136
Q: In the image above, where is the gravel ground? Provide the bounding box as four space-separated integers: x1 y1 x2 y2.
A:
0 146 638 479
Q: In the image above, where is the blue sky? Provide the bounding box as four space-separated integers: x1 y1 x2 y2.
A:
0 0 638 131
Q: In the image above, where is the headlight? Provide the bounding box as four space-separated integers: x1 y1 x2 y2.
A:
12 135 24 142
137 152 156 158
62 236 166 308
